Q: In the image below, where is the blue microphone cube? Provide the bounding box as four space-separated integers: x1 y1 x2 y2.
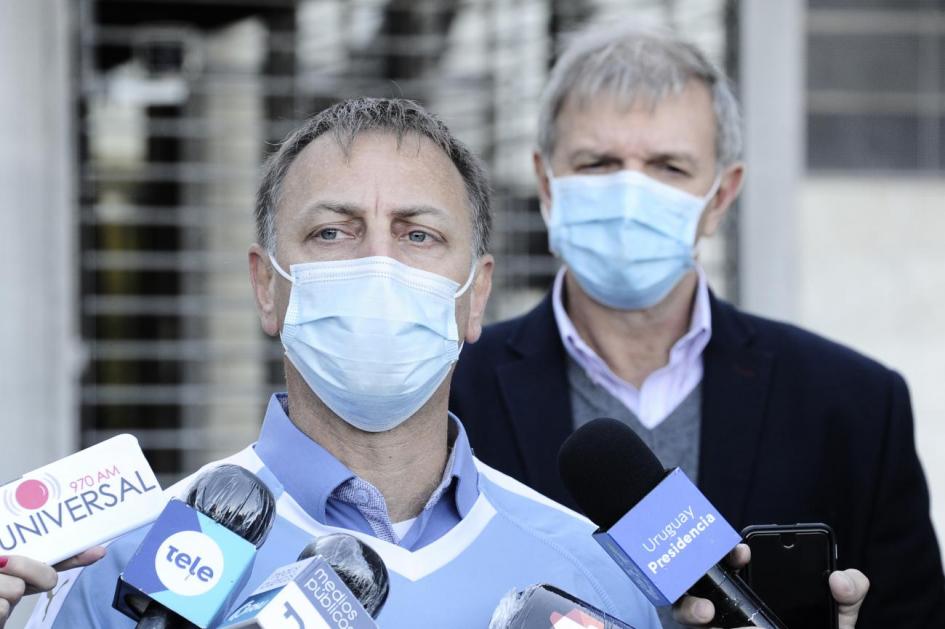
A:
113 499 258 628
593 468 742 606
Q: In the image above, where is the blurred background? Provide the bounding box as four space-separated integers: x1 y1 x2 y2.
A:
1 0 943 624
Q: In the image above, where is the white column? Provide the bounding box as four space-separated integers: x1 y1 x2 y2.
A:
184 19 268 468
738 0 805 319
0 1 79 476
0 2 78 626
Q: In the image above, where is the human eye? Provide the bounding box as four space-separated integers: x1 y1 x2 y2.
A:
310 225 357 243
395 220 446 249
653 160 691 178
406 229 435 244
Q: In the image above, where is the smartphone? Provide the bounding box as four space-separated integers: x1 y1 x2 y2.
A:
741 523 838 629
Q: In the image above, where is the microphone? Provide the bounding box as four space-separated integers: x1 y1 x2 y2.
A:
0 434 164 566
220 533 389 628
112 464 276 629
296 534 389 618
490 584 636 629
559 418 785 629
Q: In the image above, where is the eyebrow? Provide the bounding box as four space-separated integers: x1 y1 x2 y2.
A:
648 152 698 169
300 201 449 220
568 149 699 169
567 149 620 163
389 205 449 220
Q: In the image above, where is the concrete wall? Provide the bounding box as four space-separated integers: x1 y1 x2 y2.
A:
0 3 78 483
0 3 78 626
739 0 944 564
797 177 945 554
739 0 804 320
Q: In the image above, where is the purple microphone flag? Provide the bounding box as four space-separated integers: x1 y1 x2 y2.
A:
592 468 741 607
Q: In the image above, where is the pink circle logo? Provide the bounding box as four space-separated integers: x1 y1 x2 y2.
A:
15 479 50 510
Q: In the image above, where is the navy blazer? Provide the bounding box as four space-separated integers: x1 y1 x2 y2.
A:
450 292 945 628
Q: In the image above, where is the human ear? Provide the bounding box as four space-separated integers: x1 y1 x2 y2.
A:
248 244 281 337
699 162 745 239
463 254 494 344
533 151 553 222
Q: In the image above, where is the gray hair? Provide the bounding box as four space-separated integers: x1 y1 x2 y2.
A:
255 97 492 257
537 24 742 168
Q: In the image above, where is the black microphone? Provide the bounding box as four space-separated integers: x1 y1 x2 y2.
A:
559 418 785 629
220 533 389 628
184 464 276 548
114 464 276 629
490 584 636 629
296 534 389 618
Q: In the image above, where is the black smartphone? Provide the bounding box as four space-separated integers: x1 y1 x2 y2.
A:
741 523 838 629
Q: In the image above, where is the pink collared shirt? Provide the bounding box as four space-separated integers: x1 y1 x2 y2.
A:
552 267 713 429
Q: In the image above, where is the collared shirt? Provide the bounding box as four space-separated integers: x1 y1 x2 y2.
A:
552 266 712 429
254 393 480 550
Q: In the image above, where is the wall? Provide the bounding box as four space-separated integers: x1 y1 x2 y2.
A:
798 176 945 560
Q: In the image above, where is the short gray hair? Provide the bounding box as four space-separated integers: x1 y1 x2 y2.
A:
255 97 492 257
537 24 742 168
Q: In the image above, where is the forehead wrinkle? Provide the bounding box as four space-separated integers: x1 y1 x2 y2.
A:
560 84 713 157
290 130 471 241
555 70 705 156
301 200 363 217
293 200 452 228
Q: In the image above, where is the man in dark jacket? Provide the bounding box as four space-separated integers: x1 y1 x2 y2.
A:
450 24 944 628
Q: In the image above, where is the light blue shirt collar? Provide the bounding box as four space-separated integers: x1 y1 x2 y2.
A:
253 394 480 547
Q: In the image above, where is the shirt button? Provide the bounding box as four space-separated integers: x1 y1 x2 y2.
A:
355 488 369 504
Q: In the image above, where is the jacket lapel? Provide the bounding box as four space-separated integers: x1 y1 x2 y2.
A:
699 294 775 527
495 294 575 503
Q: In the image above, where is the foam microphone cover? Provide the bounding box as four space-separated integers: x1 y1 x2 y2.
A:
185 464 276 548
297 533 390 618
558 417 666 527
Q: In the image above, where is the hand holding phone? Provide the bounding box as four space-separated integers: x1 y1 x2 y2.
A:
742 523 838 629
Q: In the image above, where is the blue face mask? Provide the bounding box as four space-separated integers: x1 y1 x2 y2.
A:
270 255 475 433
546 169 720 310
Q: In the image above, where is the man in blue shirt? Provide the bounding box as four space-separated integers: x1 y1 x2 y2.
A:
16 97 661 628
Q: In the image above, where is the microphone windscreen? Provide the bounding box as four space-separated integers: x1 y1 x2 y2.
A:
489 586 532 628
558 417 666 529
297 533 390 618
184 464 276 548
489 584 635 629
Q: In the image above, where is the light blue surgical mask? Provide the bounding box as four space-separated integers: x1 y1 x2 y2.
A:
546 169 720 310
270 255 476 433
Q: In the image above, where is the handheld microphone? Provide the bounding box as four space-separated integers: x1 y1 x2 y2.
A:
112 464 276 629
559 418 785 629
296 534 389 618
490 584 636 629
220 532 390 628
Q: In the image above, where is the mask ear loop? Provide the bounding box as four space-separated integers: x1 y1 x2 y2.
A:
269 254 294 283
454 258 478 298
452 257 480 352
692 174 725 258
703 173 723 203
540 165 556 226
